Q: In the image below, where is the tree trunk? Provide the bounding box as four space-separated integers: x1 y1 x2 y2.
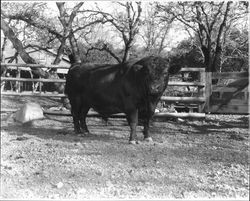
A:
1 18 48 78
1 18 67 98
69 32 81 63
212 2 232 73
122 45 130 63
1 36 8 62
53 39 67 65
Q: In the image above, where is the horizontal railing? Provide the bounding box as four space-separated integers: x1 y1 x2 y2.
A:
1 77 204 87
1 63 207 117
1 63 70 69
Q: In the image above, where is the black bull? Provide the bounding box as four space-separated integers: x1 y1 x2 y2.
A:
65 56 181 143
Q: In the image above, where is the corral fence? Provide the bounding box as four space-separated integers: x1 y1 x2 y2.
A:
1 63 249 118
207 71 249 114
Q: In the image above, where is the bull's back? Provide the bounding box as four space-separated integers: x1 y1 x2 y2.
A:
65 62 143 115
65 63 128 96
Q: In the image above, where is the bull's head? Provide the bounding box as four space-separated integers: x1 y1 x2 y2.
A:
134 56 181 95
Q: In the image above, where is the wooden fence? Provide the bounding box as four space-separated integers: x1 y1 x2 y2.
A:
207 72 249 114
3 63 248 116
0 63 204 118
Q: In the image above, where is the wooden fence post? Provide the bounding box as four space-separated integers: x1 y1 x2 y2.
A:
1 61 6 92
204 72 212 113
198 70 206 113
16 67 21 93
39 76 42 93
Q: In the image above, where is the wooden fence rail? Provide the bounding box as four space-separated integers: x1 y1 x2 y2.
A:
0 91 206 104
1 63 206 118
212 72 249 79
1 64 206 71
1 77 66 83
1 63 248 114
1 63 70 69
1 77 204 87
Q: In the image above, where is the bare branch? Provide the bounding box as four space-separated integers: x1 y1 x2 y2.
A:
1 9 63 40
86 45 122 63
73 18 108 33
209 2 224 32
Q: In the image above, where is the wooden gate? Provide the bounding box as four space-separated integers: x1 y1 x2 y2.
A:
207 72 249 114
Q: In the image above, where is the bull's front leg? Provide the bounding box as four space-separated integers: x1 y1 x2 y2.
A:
72 112 81 134
143 118 153 142
126 109 138 144
79 106 90 135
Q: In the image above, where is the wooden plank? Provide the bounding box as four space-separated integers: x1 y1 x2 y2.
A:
1 77 66 83
1 63 70 69
2 66 44 71
0 108 205 119
211 99 248 105
16 68 21 93
1 91 66 97
212 72 249 79
205 72 212 113
180 67 205 72
161 96 206 103
154 112 205 118
168 81 204 86
45 110 206 119
1 78 205 87
1 108 17 112
213 83 249 88
1 78 204 87
209 105 249 114
212 86 249 93
174 105 198 109
1 92 205 103
198 70 206 112
1 63 204 72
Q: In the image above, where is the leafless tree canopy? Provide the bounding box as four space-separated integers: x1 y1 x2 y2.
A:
156 1 248 72
1 1 248 79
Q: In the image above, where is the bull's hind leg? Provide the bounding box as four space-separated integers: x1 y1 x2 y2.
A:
126 109 138 144
79 106 90 134
70 96 82 134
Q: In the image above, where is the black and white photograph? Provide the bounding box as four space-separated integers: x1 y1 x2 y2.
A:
0 0 249 199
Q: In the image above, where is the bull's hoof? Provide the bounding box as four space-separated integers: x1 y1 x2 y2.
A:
75 130 82 135
144 137 153 142
84 131 91 136
80 128 90 135
77 131 90 137
129 140 139 145
129 140 137 145
77 133 85 137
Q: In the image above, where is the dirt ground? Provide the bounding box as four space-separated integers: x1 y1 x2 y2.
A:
0 96 249 199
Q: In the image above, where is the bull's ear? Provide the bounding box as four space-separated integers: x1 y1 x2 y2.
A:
133 64 144 72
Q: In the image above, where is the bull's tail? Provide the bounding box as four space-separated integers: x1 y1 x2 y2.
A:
64 63 80 96
64 77 70 96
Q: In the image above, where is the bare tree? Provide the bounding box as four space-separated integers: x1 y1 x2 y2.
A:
1 18 48 77
87 2 142 63
1 2 107 65
1 2 108 107
156 1 248 72
140 3 175 56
